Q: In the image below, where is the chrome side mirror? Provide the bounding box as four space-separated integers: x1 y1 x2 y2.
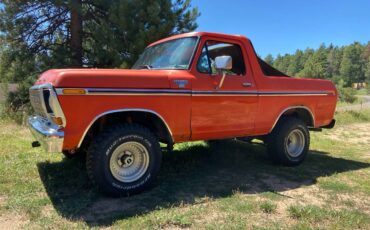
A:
214 56 232 89
215 56 232 70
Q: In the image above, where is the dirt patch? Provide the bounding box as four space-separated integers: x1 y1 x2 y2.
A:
0 213 29 230
280 186 326 207
271 185 327 219
332 193 370 215
362 152 370 159
41 205 55 218
0 195 6 205
259 174 312 193
194 210 221 224
252 175 327 221
259 181 370 218
241 184 327 227
324 123 370 145
0 195 28 229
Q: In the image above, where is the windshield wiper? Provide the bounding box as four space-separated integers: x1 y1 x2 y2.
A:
137 65 153 70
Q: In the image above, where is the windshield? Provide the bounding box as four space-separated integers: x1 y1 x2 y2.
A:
132 37 198 70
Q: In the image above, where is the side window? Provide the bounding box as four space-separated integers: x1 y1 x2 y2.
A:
197 41 246 75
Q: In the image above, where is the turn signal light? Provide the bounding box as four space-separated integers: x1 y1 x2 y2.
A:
52 117 64 126
62 89 86 95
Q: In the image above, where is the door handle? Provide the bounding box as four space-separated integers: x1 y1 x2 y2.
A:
242 82 252 87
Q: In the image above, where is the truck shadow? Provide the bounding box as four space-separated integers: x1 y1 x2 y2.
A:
37 140 370 227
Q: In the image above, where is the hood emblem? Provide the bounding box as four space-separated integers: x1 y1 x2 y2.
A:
174 80 188 88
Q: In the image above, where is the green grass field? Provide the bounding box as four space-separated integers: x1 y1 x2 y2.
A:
336 98 364 108
0 110 369 229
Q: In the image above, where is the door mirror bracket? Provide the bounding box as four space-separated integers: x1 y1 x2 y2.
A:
214 56 232 89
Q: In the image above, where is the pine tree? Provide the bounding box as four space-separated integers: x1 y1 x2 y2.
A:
260 41 369 85
287 50 304 76
273 54 291 74
340 42 366 86
296 48 314 77
300 44 329 79
0 0 199 68
364 42 370 84
84 0 199 67
365 57 370 83
327 45 343 79
264 54 274 65
0 0 199 112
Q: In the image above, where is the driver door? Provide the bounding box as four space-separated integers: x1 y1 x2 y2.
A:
191 38 259 140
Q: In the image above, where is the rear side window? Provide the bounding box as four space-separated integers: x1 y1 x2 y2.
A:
197 41 246 75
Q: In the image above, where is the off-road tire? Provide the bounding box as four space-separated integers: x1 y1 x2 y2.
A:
267 117 310 166
86 124 162 197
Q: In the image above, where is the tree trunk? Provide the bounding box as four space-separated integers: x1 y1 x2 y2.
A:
70 0 83 67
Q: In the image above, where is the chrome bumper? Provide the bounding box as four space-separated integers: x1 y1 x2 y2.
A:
28 116 64 153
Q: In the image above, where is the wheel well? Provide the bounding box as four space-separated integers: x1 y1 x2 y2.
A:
79 111 173 150
273 107 314 131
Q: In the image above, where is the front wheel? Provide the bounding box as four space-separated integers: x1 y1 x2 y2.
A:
267 117 310 166
86 124 162 196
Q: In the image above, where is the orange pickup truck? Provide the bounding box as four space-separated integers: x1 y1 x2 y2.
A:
28 32 337 196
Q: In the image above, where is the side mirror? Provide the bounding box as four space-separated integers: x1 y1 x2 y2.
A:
215 56 232 70
214 56 232 90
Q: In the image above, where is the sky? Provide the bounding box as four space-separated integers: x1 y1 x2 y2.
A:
192 0 370 57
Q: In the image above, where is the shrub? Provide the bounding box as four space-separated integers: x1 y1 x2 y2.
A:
338 87 357 103
1 80 34 124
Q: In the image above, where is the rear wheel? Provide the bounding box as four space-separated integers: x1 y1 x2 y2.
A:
86 124 162 196
267 117 310 166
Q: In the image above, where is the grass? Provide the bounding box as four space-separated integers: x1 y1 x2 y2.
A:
288 205 369 229
334 108 370 125
259 201 277 213
0 109 369 229
336 93 367 107
356 88 369 96
336 98 364 108
319 180 354 193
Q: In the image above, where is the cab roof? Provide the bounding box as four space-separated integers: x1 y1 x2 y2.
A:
148 32 251 47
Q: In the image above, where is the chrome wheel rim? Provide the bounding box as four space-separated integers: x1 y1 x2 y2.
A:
109 141 149 183
285 129 305 157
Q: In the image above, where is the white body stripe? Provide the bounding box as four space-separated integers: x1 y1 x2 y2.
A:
55 88 330 97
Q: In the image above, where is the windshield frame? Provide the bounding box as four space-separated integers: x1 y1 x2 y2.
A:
132 36 200 70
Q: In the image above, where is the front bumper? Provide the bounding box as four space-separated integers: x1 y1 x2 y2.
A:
28 116 64 152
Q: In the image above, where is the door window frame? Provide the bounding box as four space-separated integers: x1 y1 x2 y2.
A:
192 37 249 77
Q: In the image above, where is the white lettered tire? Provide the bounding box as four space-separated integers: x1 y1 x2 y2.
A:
86 124 162 196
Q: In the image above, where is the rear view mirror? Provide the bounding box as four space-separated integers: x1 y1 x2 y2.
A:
215 56 232 70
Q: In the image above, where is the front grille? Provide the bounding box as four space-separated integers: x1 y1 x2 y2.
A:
29 83 65 127
29 88 47 117
43 90 53 113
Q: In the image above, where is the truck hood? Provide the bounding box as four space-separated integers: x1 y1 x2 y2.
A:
35 69 177 89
